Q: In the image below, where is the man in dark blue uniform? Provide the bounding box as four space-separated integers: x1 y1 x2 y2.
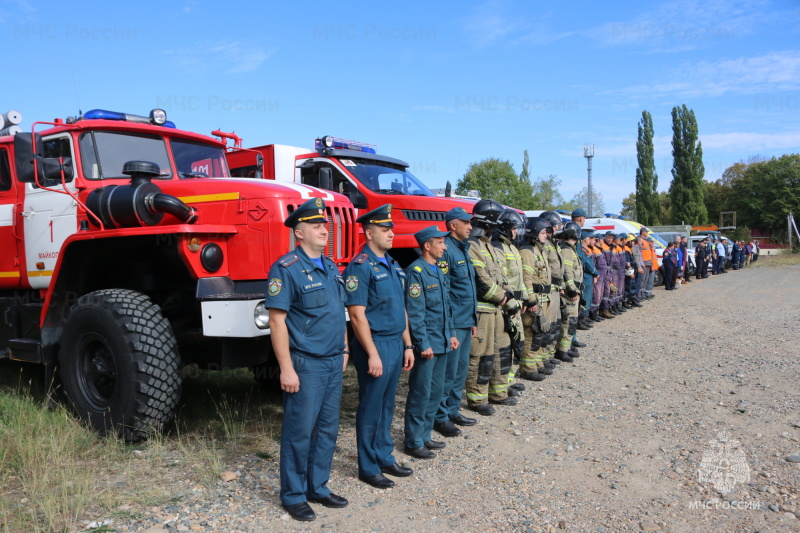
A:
434 207 478 438
404 226 459 459
343 204 415 490
570 209 597 336
266 198 348 522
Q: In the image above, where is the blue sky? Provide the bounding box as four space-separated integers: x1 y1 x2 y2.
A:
2 0 798 214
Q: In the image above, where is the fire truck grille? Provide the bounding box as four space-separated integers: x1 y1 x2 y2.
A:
401 209 446 221
288 203 355 262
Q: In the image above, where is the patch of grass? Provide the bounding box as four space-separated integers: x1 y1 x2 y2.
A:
0 363 298 531
749 253 800 268
0 385 122 533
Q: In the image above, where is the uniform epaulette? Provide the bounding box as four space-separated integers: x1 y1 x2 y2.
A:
413 265 422 272
278 254 299 267
354 253 369 264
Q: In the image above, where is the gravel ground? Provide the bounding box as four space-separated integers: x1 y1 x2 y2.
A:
103 264 800 533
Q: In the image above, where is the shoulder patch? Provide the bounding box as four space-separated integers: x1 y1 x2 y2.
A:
354 253 369 264
436 260 449 274
278 254 299 267
413 265 422 272
268 278 282 296
409 283 422 298
345 275 359 292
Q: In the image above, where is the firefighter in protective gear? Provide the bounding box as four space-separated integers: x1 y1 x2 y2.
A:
493 209 528 392
555 222 583 361
518 217 554 381
538 211 566 364
465 199 518 416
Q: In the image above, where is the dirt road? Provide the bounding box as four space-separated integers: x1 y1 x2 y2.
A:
111 264 800 533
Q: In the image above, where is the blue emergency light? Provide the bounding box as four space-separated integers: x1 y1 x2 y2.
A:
315 135 376 154
83 109 176 128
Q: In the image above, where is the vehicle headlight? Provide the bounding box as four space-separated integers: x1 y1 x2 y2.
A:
254 301 269 329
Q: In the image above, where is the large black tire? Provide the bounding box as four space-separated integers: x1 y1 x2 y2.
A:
251 342 280 388
653 267 664 287
688 260 696 276
58 289 181 441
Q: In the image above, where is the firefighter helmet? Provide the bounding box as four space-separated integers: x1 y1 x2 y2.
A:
472 199 504 229
540 211 563 229
559 221 581 240
526 216 551 240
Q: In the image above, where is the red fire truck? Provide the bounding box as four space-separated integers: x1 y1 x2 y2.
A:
224 135 474 266
0 109 356 439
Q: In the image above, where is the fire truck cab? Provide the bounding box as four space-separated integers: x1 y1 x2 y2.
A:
0 109 355 439
225 135 474 266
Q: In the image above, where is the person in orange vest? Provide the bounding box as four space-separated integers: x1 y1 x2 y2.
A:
638 228 654 300
646 236 659 297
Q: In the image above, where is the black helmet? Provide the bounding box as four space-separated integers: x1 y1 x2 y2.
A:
540 211 563 229
559 221 581 240
497 209 525 235
472 199 504 228
526 216 551 239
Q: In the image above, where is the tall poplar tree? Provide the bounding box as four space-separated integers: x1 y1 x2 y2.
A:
635 110 659 225
669 105 707 225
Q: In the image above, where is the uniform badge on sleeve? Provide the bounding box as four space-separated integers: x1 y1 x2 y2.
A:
268 278 282 296
345 275 359 292
409 283 422 298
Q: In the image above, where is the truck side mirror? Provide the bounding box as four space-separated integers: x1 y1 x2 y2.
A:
350 189 368 209
445 181 452 197
319 167 333 191
40 157 74 182
255 153 264 179
13 132 44 183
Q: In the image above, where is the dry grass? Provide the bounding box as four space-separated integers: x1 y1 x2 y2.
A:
748 252 800 268
0 364 285 533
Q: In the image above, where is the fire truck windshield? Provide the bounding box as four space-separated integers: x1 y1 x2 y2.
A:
171 139 230 178
78 132 230 180
80 131 172 179
345 159 435 197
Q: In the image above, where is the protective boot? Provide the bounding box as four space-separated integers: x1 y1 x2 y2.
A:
617 302 627 313
577 318 592 331
600 308 615 319
567 347 580 358
554 350 574 363
629 296 643 308
518 370 546 381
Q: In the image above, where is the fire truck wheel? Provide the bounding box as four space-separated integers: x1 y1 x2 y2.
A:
250 344 280 388
58 289 181 441
653 267 664 287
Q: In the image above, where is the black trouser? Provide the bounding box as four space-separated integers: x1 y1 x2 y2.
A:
663 263 674 289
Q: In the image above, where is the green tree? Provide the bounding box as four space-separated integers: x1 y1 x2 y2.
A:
520 149 531 183
729 154 800 232
569 187 605 216
457 157 536 209
635 110 660 225
620 192 636 219
531 174 564 210
658 191 671 224
668 104 707 224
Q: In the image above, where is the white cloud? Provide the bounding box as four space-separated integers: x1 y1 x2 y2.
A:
700 131 800 152
591 0 771 48
165 41 274 75
460 0 523 49
607 50 800 99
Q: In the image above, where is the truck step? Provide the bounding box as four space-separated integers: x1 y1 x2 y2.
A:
7 338 43 363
